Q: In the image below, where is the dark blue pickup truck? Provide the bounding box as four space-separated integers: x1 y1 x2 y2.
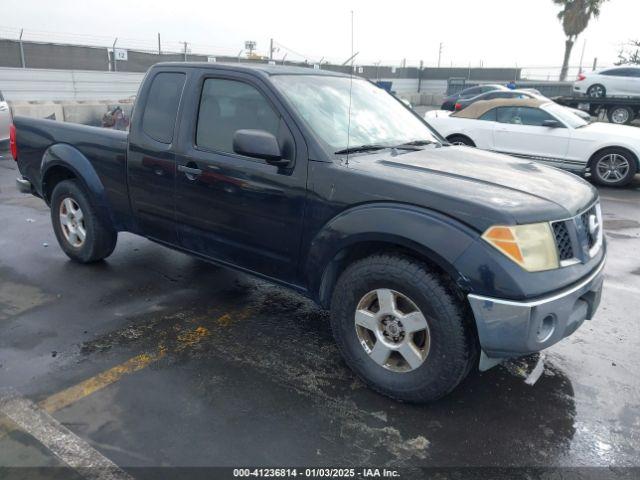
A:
12 63 605 402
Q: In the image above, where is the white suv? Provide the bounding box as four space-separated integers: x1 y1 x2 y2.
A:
574 66 640 98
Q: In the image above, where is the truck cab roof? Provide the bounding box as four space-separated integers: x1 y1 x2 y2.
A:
153 61 352 78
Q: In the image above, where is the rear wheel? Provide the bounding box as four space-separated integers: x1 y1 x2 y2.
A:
330 253 477 403
447 135 475 147
587 84 606 98
607 106 635 125
51 180 117 263
589 148 637 187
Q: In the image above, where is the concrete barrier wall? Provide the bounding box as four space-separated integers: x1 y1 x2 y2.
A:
11 101 134 127
0 67 144 102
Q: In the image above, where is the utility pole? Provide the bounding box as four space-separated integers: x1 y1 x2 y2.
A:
157 33 161 55
578 39 587 74
183 41 189 61
112 37 118 72
269 38 274 61
18 28 26 68
418 59 423 93
341 52 359 66
437 42 443 68
592 57 598 71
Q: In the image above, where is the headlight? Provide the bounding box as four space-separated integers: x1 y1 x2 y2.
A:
482 223 559 272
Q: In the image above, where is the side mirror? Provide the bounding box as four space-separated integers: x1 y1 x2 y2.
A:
542 119 563 128
233 129 287 165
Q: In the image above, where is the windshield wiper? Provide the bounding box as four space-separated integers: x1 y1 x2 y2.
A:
393 139 442 149
334 144 387 155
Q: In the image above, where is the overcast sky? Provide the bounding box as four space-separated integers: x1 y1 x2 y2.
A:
2 0 639 70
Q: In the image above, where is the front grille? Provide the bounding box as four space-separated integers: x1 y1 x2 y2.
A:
552 221 574 261
579 205 598 248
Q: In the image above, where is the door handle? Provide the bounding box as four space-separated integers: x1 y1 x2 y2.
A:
178 164 202 180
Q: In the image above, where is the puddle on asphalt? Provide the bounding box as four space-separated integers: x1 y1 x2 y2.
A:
0 280 55 321
68 282 585 466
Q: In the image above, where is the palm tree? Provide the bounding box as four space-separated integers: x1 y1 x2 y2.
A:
553 0 609 81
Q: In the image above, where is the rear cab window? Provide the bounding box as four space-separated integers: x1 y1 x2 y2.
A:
142 72 186 144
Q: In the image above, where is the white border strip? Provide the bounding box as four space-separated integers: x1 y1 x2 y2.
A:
468 256 606 308
0 390 133 480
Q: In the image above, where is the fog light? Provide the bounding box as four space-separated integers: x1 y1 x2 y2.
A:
537 314 556 342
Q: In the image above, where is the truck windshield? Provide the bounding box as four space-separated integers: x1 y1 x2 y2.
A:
271 75 440 153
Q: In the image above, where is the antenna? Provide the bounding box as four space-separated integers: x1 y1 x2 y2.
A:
345 10 354 167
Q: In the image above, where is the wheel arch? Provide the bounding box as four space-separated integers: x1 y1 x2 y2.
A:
446 133 476 146
588 144 640 170
305 203 479 308
41 144 116 229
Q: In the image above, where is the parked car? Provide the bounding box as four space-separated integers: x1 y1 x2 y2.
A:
454 89 532 111
426 97 639 187
441 84 508 110
574 66 640 98
13 63 605 402
0 90 11 148
455 89 592 121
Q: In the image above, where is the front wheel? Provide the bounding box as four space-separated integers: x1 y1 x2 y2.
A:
330 253 477 403
589 148 638 187
51 180 118 263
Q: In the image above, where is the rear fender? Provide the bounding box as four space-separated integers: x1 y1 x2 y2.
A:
41 143 115 228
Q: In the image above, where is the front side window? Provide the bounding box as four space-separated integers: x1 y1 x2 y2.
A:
196 78 280 153
497 107 553 126
271 75 440 152
142 72 186 144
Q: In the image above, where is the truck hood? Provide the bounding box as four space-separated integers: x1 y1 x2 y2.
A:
346 145 598 230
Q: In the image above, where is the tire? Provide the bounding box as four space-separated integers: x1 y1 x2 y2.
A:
587 84 606 98
589 148 638 187
447 135 475 147
329 253 477 403
50 179 117 263
607 106 634 125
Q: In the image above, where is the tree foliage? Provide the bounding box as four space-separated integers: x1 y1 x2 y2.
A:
552 0 609 80
615 40 640 65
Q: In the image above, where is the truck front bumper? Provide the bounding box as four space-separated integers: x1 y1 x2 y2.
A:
468 257 605 369
16 176 32 194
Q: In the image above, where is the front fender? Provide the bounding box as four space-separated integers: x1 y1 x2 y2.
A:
305 202 480 304
41 143 116 228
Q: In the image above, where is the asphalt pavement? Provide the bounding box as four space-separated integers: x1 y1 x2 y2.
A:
0 149 639 478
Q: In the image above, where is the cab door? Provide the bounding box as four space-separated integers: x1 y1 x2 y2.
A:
127 70 187 243
173 70 308 284
492 106 570 168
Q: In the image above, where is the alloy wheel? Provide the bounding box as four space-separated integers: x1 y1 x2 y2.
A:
354 289 430 373
59 197 86 247
596 153 630 184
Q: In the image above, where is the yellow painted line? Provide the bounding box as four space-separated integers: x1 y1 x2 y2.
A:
38 349 166 414
0 307 252 442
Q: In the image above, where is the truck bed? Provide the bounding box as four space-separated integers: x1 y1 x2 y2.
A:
13 116 131 226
